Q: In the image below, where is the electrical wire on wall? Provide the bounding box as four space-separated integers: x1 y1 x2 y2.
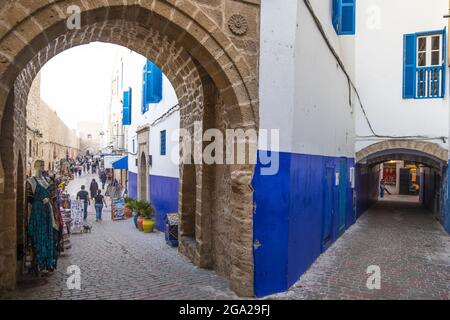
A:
303 0 447 144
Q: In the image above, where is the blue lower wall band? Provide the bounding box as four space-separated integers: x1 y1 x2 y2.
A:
252 151 356 297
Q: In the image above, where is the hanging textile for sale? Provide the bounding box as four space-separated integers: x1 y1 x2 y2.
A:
26 176 59 272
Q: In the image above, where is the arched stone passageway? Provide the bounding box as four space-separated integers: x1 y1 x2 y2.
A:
0 1 260 297
355 140 449 222
356 140 448 165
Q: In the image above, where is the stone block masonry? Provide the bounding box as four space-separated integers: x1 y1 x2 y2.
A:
0 1 260 297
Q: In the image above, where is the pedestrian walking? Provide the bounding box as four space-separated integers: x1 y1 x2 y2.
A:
100 171 107 190
94 190 108 222
90 179 99 200
76 185 90 221
380 179 386 198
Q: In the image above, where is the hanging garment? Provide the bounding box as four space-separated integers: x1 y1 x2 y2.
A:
27 177 57 271
49 184 63 259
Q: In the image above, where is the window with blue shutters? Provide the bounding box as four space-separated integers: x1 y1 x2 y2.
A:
332 0 356 35
122 88 132 125
403 29 447 99
160 130 167 156
142 60 163 114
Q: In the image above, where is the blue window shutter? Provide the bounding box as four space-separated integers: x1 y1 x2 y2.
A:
160 130 166 156
144 60 163 105
340 0 355 34
142 64 148 114
128 87 132 124
332 0 341 33
442 27 447 97
123 90 129 125
403 33 417 99
122 88 132 125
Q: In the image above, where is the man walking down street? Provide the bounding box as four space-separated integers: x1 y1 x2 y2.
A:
76 185 90 221
90 179 99 200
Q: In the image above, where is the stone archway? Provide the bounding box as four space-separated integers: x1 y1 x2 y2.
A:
0 1 260 297
356 140 448 165
355 140 449 220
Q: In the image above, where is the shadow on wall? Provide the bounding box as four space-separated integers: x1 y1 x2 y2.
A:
355 163 380 218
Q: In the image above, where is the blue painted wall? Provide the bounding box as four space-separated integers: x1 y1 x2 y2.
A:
253 151 356 297
128 171 138 199
150 175 179 232
440 164 450 233
127 172 178 232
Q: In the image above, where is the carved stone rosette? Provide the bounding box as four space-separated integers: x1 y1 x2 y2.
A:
228 14 248 36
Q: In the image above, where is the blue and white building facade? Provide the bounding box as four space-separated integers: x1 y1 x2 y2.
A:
111 0 450 297
112 49 180 232
353 1 449 226
252 0 358 297
252 0 450 297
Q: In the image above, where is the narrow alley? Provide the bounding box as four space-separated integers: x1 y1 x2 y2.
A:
272 199 450 300
1 0 450 303
1 174 236 300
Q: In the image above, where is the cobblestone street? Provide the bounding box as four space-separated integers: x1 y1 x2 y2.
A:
272 200 450 300
3 173 450 300
1 174 237 300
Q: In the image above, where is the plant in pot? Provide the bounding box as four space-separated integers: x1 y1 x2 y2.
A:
123 197 135 219
125 198 139 229
137 200 156 233
134 200 145 232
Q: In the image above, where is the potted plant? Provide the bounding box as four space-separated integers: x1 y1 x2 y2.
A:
125 198 139 228
136 200 156 233
123 197 134 219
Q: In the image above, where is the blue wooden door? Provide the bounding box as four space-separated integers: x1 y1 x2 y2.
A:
322 166 335 251
338 158 347 235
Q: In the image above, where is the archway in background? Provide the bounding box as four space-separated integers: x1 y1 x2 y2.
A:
356 140 448 164
0 1 260 297
355 140 448 220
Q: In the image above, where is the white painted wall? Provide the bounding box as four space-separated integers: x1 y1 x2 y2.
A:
354 0 449 152
110 50 180 179
259 0 356 158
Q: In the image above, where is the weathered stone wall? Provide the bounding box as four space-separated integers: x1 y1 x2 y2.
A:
26 73 81 175
0 0 260 297
356 140 449 163
0 81 26 292
77 121 103 155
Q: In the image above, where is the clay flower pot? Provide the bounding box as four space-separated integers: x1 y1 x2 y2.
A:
137 215 144 232
142 219 155 233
